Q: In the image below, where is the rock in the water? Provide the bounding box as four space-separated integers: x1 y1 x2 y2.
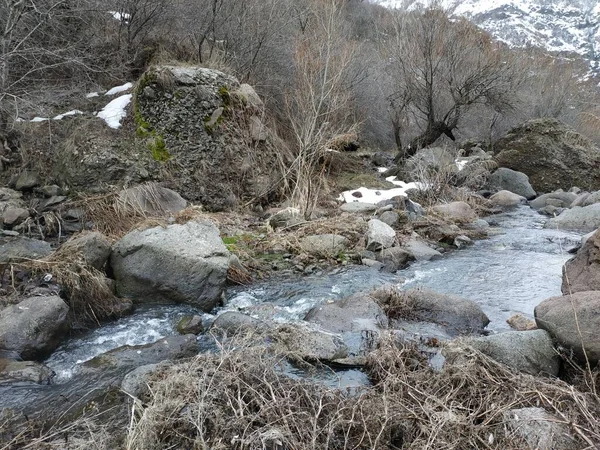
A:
366 219 396 251
177 315 204 334
340 202 378 214
0 237 52 263
503 407 576 450
15 171 39 191
110 220 229 311
562 228 600 294
452 330 560 376
402 238 442 261
582 190 600 206
0 295 68 359
0 359 55 384
432 201 476 222
535 291 600 365
544 204 600 232
489 190 526 207
494 118 600 193
269 323 348 361
299 234 349 257
267 207 303 229
59 231 111 270
486 167 536 199
304 292 388 333
529 191 577 210
210 311 266 334
376 246 414 272
2 207 29 227
118 184 187 215
507 314 537 331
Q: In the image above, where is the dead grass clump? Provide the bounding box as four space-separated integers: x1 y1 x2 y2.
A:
370 286 419 321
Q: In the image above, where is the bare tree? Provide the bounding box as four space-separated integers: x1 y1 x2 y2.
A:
384 6 521 160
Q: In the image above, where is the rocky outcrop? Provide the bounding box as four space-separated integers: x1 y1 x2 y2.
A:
535 291 600 365
486 167 536 199
544 203 600 232
562 228 600 294
59 231 111 270
110 220 229 311
494 118 600 193
0 295 69 359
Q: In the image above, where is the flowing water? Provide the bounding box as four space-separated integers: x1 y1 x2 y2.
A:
41 206 581 385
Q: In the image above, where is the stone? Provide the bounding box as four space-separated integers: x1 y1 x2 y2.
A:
402 238 442 261
269 323 348 361
570 192 590 208
535 291 600 365
0 359 55 384
455 330 560 376
489 190 526 207
366 219 396 251
537 205 564 217
234 83 264 110
503 407 576 450
41 196 67 210
59 231 111 270
583 190 600 206
340 202 378 214
177 315 204 334
544 204 600 232
304 292 389 333
562 228 600 294
529 192 577 210
376 246 415 272
486 167 536 199
39 185 61 197
432 201 476 221
299 234 349 257
121 363 161 397
0 295 69 359
405 147 455 173
249 116 267 142
2 207 29 227
268 207 303 229
378 210 399 227
453 235 472 248
361 258 384 270
507 314 537 331
118 184 187 216
110 220 229 311
210 311 267 334
15 171 39 191
0 237 52 264
464 219 489 232
494 118 600 193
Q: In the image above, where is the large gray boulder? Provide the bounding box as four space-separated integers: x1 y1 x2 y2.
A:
0 295 69 359
304 292 388 333
432 201 476 222
270 323 348 361
582 190 600 206
487 168 536 199
402 238 442 262
366 219 396 251
59 231 111 270
0 359 55 384
110 220 229 311
210 311 267 334
544 203 600 232
299 234 349 257
376 246 415 272
451 330 559 376
489 190 526 207
118 184 187 216
0 237 52 264
535 291 600 365
494 118 600 193
562 228 600 294
503 407 576 450
529 191 577 210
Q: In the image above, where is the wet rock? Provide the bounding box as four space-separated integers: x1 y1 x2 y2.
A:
453 235 472 248
15 171 39 191
562 227 600 294
503 407 576 450
304 292 388 333
177 315 204 335
535 291 600 365
118 183 187 215
489 190 526 207
376 246 414 272
268 207 303 229
464 218 489 232
402 238 442 261
569 191 589 208
432 201 476 222
110 220 229 311
449 330 560 376
366 219 396 251
544 203 600 232
507 314 536 331
0 359 55 384
361 258 384 270
299 234 349 257
210 311 267 334
2 207 29 227
0 237 52 263
60 231 111 270
121 363 162 397
340 202 378 214
378 210 399 227
530 191 577 210
486 167 536 199
582 190 600 206
269 323 348 361
0 295 69 359
537 205 564 217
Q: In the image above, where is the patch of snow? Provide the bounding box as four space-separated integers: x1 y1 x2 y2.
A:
97 94 132 129
455 159 469 171
53 110 83 120
86 92 99 98
30 117 49 122
377 167 389 173
105 82 133 96
338 176 422 204
108 11 131 22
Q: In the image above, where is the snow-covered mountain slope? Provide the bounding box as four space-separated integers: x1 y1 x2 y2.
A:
376 0 600 74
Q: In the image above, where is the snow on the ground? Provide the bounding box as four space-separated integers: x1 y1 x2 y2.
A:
377 167 388 173
105 82 133 96
86 92 99 98
339 175 423 204
30 117 50 122
53 110 83 120
109 11 131 22
97 94 132 129
455 159 469 171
